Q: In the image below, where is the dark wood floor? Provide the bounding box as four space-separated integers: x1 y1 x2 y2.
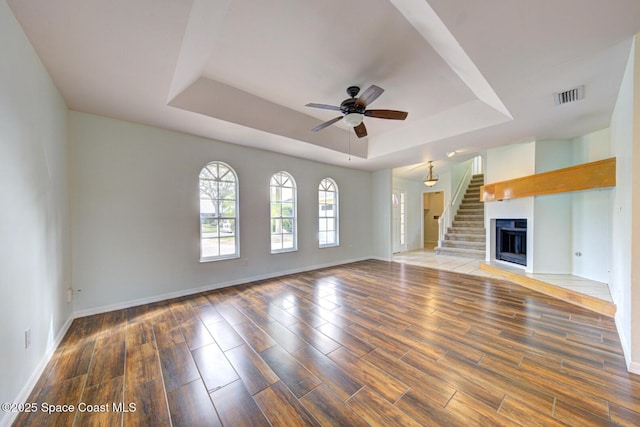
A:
13 260 640 426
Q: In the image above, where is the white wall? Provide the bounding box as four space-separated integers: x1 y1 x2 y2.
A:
610 35 639 373
570 129 612 283
0 2 72 424
371 169 392 260
70 112 373 314
532 141 573 274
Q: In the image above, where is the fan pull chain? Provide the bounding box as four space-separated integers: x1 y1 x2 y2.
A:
348 130 352 161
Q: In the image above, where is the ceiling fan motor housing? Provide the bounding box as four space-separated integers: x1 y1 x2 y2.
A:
340 98 365 115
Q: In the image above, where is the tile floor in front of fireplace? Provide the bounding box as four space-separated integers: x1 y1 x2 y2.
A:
392 248 613 303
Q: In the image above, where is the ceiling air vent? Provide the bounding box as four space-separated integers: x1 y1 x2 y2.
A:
554 85 584 105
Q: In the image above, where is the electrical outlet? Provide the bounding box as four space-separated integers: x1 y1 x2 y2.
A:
25 329 31 349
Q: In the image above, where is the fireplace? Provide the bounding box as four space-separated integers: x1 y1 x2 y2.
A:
496 219 527 266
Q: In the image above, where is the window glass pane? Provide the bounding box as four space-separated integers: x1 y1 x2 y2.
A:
281 203 294 218
219 237 236 255
201 238 219 258
220 200 236 217
319 218 327 232
283 234 294 248
271 202 281 218
282 187 294 202
271 235 282 250
270 186 281 202
199 167 215 180
319 231 327 245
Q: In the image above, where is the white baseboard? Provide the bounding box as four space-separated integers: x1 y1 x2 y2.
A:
73 257 370 318
0 315 74 427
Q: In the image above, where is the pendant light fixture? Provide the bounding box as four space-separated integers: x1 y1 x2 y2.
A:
423 161 438 187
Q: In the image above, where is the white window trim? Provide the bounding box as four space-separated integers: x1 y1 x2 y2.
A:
319 177 339 248
199 161 240 262
270 171 298 254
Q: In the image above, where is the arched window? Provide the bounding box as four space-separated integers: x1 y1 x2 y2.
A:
319 178 339 247
270 171 297 253
199 162 239 261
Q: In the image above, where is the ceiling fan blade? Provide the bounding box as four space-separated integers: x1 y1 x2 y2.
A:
365 109 408 120
356 85 384 107
354 122 367 138
312 116 343 132
305 103 341 111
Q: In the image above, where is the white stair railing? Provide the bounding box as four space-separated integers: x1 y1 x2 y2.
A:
438 162 473 246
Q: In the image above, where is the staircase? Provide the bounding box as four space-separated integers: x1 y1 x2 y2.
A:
436 174 486 259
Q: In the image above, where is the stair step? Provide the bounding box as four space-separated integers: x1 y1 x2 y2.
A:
447 227 485 234
441 240 485 249
458 210 484 215
445 233 486 242
453 220 484 227
435 246 486 260
456 215 484 222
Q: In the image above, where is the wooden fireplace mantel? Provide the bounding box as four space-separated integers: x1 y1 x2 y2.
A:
480 157 616 202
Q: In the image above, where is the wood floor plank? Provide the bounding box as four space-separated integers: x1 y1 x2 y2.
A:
262 320 307 353
293 345 363 401
44 341 95 386
347 386 422 427
224 344 278 395
192 342 239 392
210 379 270 427
206 318 245 351
14 374 86 427
124 378 171 427
167 379 221 427
444 390 518 427
316 322 374 357
300 384 369 427
402 349 505 410
362 348 456 407
75 375 124 427
126 320 154 347
231 318 276 353
328 347 409 404
285 321 340 355
158 341 200 392
180 317 214 350
125 341 162 388
254 381 321 427
86 339 125 387
259 344 322 398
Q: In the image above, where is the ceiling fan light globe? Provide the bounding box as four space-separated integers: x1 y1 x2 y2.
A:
344 113 364 127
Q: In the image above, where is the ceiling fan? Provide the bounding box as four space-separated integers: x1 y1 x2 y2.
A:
305 85 408 138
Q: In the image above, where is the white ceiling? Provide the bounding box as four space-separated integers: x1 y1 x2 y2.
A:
8 0 640 179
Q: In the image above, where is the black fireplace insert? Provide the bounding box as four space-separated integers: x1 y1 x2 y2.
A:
496 219 527 266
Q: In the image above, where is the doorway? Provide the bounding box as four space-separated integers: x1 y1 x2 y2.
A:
423 191 443 250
